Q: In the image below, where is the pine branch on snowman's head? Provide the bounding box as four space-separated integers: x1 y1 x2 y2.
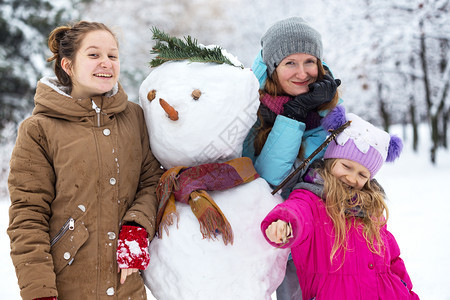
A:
149 27 243 68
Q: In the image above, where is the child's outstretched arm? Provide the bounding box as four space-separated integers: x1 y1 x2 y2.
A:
261 189 315 248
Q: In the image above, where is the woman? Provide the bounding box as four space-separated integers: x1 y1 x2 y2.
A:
244 17 341 191
7 21 163 300
242 17 341 299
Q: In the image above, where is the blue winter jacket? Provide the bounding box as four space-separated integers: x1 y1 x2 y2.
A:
242 113 329 188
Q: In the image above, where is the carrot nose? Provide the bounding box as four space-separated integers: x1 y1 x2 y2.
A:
159 98 179 121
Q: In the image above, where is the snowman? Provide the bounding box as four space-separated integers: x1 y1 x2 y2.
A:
139 29 289 300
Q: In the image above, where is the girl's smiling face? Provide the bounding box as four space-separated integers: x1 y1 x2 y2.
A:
62 30 120 99
331 159 371 190
275 53 318 96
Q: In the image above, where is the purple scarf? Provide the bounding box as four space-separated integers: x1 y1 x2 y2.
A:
259 93 322 130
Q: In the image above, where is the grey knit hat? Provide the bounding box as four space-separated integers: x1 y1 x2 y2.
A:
261 17 323 77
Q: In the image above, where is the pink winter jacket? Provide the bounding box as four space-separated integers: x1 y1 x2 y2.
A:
261 189 419 300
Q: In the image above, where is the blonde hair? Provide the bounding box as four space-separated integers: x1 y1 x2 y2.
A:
47 21 118 87
319 159 388 265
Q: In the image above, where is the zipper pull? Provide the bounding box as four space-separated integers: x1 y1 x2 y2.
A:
91 100 101 127
69 218 75 230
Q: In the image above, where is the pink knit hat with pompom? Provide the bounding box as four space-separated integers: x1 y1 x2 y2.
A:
321 106 403 178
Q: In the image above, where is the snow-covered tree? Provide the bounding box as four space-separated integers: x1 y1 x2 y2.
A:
0 0 83 132
414 0 450 163
318 0 450 162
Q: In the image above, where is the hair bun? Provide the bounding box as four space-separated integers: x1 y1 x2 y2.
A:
47 26 70 61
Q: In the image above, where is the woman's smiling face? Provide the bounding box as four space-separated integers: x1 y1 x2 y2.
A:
63 30 120 99
275 53 318 96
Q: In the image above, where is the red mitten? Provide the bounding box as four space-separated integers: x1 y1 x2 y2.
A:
117 225 150 270
33 298 57 300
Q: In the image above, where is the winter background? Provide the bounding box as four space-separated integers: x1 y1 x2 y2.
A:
1 0 450 299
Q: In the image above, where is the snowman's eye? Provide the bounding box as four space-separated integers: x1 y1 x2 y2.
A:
192 89 202 100
147 89 156 101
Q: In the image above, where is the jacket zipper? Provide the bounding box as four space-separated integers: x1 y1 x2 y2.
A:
50 217 75 247
91 100 101 127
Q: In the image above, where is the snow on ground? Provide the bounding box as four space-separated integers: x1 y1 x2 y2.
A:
0 123 449 299
375 124 450 300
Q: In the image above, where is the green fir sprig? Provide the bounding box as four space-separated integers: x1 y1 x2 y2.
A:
149 27 242 68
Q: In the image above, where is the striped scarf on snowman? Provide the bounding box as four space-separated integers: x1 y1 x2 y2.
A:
156 157 259 245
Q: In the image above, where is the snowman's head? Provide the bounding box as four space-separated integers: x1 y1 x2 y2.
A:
139 60 260 169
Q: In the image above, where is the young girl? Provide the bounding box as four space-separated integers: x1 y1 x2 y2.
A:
7 21 162 300
261 106 419 299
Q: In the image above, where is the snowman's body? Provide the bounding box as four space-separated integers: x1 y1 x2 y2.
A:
139 55 289 300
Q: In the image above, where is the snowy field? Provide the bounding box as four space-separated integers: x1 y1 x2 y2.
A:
0 123 449 299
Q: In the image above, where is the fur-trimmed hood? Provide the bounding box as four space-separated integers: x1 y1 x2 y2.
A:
33 76 127 122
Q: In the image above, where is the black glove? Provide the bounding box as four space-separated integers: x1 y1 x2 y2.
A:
282 74 341 122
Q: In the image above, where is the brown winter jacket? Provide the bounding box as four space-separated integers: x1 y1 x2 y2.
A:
7 77 163 300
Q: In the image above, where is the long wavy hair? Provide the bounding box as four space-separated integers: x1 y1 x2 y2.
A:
253 60 340 156
319 159 388 265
